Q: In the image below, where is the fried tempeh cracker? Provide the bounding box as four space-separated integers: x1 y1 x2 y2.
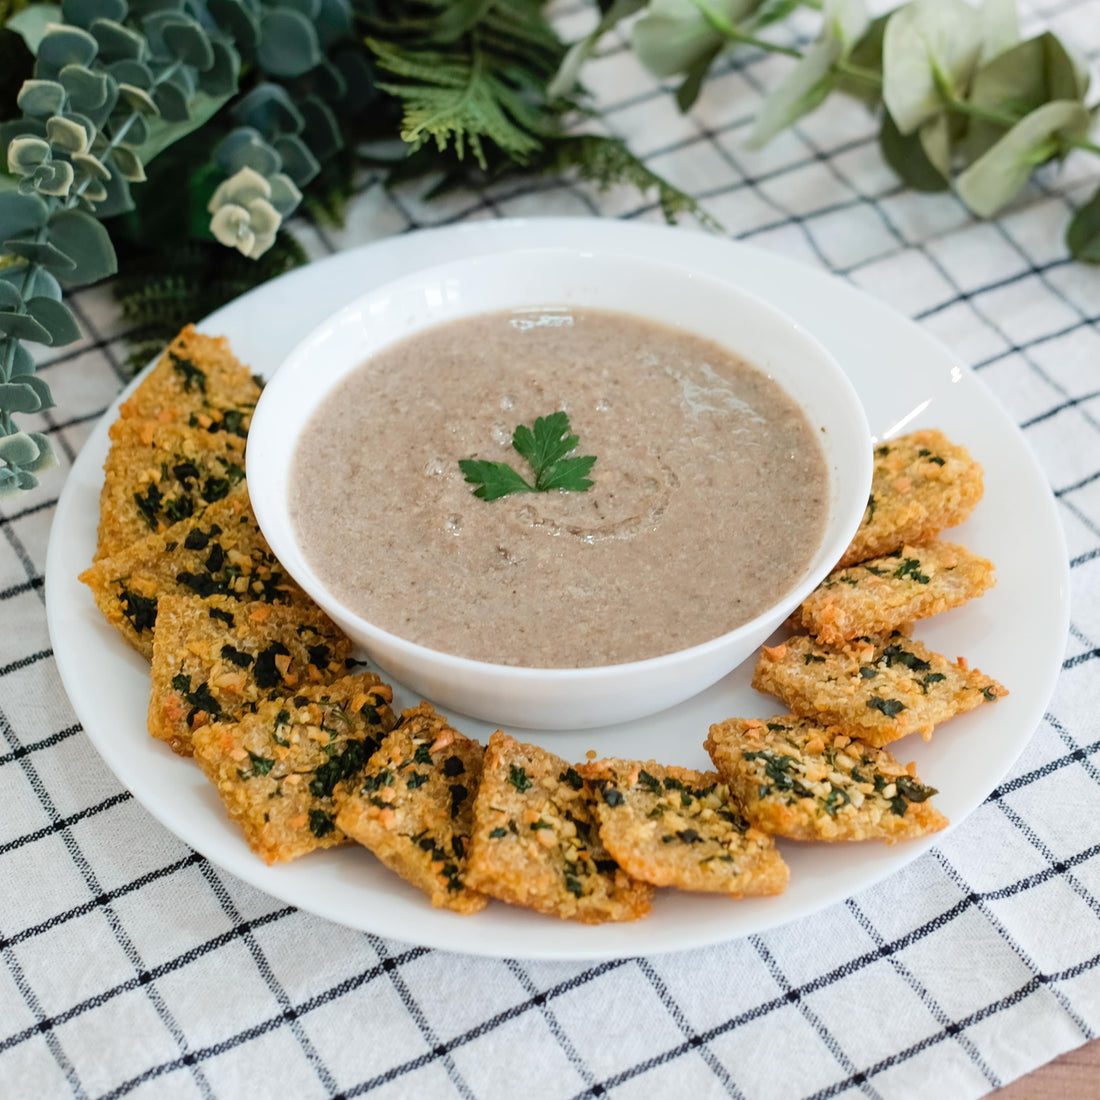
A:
149 594 353 756
706 715 948 842
793 541 995 646
840 430 983 568
80 495 307 659
114 325 260 438
96 421 247 560
465 733 652 924
192 676 395 864
752 633 1006 746
578 758 788 897
334 703 487 914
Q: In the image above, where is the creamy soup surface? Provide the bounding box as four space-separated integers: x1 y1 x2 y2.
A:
289 308 829 668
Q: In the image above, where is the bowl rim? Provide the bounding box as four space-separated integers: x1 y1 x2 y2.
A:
246 244 872 679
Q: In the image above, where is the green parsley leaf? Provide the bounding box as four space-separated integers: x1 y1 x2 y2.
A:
459 411 596 501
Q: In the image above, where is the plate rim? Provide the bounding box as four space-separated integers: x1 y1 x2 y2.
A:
45 216 1070 960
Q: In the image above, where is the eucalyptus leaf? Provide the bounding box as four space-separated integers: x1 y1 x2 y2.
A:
0 265 63 300
882 0 982 134
231 83 304 137
0 119 49 147
112 109 148 145
0 377 55 413
0 430 47 466
332 49 375 113
1066 187 1100 264
7 136 51 174
214 126 281 176
162 17 214 70
0 310 52 343
108 145 145 181
748 38 840 149
37 24 99 71
880 110 950 190
266 172 301 217
8 340 37 377
315 0 352 46
71 150 111 180
91 19 146 61
675 42 722 111
206 0 261 52
61 0 127 29
0 285 23 311
272 132 319 185
59 63 112 111
6 5 64 56
117 82 160 116
313 57 348 103
32 159 75 197
25 296 82 344
0 201 43 257
95 162 134 215
107 59 153 87
4 238 77 273
256 8 321 78
47 207 117 285
46 113 90 153
956 99 1091 216
279 0 320 21
299 96 342 160
197 40 240 98
17 80 68 119
153 80 190 121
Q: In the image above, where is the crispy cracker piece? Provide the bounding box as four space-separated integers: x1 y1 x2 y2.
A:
794 541 995 646
80 495 307 660
114 325 260 438
578 758 789 897
191 676 396 864
706 715 948 842
96 421 247 560
752 633 1007 746
149 594 354 757
840 430 983 568
465 732 652 924
334 703 487 914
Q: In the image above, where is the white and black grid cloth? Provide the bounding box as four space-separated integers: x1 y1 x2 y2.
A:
3 0 1100 1096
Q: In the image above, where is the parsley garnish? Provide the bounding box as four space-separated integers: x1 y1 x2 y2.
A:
508 765 532 792
458 411 596 501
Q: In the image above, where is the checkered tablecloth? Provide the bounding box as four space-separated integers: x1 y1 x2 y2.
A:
4 1 1100 1096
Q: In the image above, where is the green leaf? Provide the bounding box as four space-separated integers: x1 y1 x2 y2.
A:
72 150 111 180
198 39 240 98
964 33 1090 159
632 0 761 78
299 96 342 160
536 454 596 493
108 144 144 181
126 89 231 164
45 114 89 153
91 18 146 62
0 264 61 300
214 126 281 176
230 83 304 138
0 310 51 342
17 79 67 119
206 0 261 52
882 0 982 134
256 7 321 78
6 5 64 55
37 24 99 70
880 110 950 190
458 459 533 501
675 42 722 111
162 17 214 71
152 79 190 122
978 0 1018 64
955 100 1091 217
821 0 870 48
749 39 840 149
0 284 22 311
117 81 160 115
0 430 45 465
512 410 577 473
836 12 886 105
26 295 82 344
0 193 49 240
1066 187 1100 264
47 207 117 285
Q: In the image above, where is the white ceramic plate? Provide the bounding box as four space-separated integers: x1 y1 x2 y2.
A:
46 218 1069 960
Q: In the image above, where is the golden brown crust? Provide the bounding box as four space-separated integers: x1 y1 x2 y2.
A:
578 758 788 897
115 325 260 438
191 677 396 864
148 594 354 756
752 633 1006 745
96 421 247 560
840 430 983 568
795 541 995 646
79 494 308 659
465 732 653 924
705 716 948 842
334 703 487 914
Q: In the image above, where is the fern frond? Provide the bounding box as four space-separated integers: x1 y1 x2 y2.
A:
369 37 545 167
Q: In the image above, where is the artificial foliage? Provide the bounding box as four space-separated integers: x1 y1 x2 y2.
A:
0 0 1097 501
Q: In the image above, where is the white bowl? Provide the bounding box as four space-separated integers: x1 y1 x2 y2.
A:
246 247 871 730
